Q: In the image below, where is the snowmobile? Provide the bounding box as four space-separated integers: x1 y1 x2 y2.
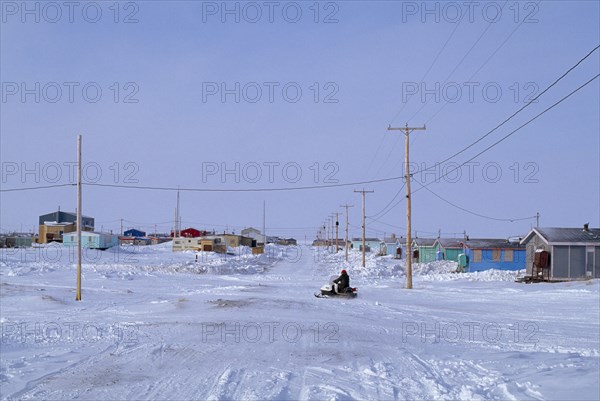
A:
314 275 358 298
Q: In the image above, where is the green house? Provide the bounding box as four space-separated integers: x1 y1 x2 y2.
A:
411 238 439 262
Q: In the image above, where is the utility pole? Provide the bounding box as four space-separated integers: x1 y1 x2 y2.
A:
120 218 123 236
388 123 426 289
354 189 374 267
335 212 340 253
340 204 354 261
536 212 540 227
329 215 335 252
176 188 181 236
76 135 82 301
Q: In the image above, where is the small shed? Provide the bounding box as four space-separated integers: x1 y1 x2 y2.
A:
63 232 119 250
462 239 526 272
521 226 600 280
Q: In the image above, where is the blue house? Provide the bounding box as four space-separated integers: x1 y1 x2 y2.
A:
462 239 525 272
124 228 146 238
63 232 119 250
383 234 404 258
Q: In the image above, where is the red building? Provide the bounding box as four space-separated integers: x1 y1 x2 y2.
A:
171 228 205 238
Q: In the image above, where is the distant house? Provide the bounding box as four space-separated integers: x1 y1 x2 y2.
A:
172 237 202 252
521 226 600 280
276 238 297 246
411 238 439 262
351 238 384 253
149 235 172 245
383 234 404 258
38 210 94 243
241 227 266 244
435 238 465 262
173 236 226 253
216 234 253 248
63 232 119 250
461 239 525 272
124 229 146 238
179 228 203 238
0 235 33 248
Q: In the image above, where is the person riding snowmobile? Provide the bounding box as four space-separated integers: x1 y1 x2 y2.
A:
332 269 350 294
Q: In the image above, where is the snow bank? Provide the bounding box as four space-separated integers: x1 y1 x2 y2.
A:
313 247 522 283
0 242 285 277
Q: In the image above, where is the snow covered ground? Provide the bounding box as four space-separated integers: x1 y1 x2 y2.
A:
1 243 598 400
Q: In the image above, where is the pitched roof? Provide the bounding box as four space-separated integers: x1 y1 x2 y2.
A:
463 238 525 249
412 238 436 246
436 238 464 248
351 238 382 242
522 227 600 245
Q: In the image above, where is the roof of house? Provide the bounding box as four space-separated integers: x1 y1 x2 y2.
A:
521 227 600 245
39 211 94 224
384 236 401 244
436 238 464 248
351 238 382 242
463 238 525 249
412 238 437 247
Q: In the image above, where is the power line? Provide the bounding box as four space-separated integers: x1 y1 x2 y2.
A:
407 0 508 124
80 178 407 193
389 12 466 125
424 1 540 125
413 178 536 222
367 183 406 219
413 72 600 195
370 71 599 221
0 183 74 192
420 44 600 171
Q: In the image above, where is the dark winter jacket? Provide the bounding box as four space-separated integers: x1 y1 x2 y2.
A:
333 272 350 291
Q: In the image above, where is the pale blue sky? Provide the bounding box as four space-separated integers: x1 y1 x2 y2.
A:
1 1 599 239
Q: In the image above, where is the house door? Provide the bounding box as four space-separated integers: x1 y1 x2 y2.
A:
586 250 594 278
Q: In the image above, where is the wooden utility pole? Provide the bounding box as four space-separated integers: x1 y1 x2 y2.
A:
388 123 426 289
335 212 339 253
354 189 374 267
340 204 354 261
76 135 82 301
536 212 540 227
329 214 336 252
120 218 123 236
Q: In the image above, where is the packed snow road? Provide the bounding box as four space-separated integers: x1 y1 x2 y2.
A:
1 243 599 400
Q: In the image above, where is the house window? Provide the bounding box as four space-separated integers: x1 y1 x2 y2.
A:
492 249 501 261
505 249 513 262
473 250 482 262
